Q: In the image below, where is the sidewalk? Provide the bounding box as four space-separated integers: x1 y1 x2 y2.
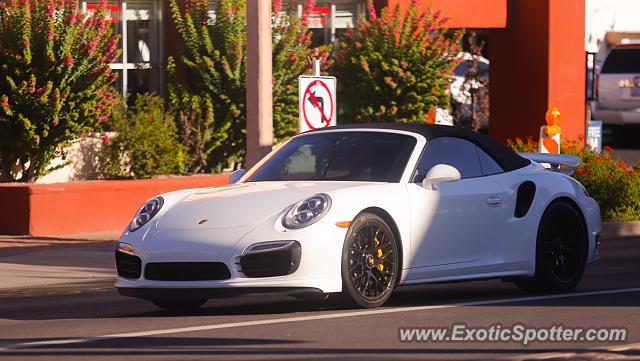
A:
0 236 116 290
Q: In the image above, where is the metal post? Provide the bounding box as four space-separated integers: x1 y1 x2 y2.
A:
245 0 273 168
122 2 128 100
314 59 321 77
330 4 336 44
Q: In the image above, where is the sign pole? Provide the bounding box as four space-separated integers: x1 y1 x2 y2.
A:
246 0 273 168
314 59 320 77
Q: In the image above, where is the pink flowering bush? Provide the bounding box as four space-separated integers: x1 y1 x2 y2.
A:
331 0 463 123
168 0 326 169
508 137 640 221
0 0 119 182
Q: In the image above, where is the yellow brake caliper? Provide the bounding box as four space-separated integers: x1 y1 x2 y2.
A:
375 236 384 272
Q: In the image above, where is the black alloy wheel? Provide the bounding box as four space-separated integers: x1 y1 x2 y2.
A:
515 201 588 293
340 213 399 308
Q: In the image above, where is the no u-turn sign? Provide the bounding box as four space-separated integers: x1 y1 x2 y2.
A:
299 75 337 132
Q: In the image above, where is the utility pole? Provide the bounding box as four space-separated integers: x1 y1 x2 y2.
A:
245 0 273 168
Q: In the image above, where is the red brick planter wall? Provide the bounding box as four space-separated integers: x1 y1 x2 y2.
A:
0 175 229 237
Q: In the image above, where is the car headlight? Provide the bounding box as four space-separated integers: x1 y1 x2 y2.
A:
129 196 164 232
282 194 331 229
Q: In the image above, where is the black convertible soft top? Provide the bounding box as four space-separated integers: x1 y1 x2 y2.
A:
310 123 531 172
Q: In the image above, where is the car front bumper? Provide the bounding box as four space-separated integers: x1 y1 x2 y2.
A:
114 220 348 299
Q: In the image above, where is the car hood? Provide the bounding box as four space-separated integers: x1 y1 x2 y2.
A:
156 181 368 230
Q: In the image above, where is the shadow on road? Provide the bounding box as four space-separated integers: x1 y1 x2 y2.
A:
0 241 115 269
2 337 640 360
2 280 640 322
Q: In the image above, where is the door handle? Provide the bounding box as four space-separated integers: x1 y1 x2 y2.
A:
486 195 502 207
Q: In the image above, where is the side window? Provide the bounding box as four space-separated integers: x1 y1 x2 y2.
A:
477 146 503 176
413 137 482 181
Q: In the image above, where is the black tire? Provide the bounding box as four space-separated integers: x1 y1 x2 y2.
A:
515 201 588 293
340 213 399 308
151 299 207 312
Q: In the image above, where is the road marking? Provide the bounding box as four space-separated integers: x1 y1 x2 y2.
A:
507 342 640 360
605 342 640 352
2 287 640 351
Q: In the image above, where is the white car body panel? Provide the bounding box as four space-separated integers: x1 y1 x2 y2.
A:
116 127 601 298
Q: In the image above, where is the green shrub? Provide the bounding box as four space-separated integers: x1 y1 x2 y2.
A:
506 136 539 154
98 94 185 179
331 1 463 123
508 137 640 222
565 141 640 222
0 0 120 182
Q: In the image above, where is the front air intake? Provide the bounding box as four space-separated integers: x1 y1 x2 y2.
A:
240 241 301 278
144 262 231 281
115 251 142 279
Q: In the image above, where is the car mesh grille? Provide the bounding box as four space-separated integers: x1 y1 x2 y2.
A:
115 251 142 279
240 243 301 278
144 262 231 281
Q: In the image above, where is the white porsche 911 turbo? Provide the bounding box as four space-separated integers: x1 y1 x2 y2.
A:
115 123 601 310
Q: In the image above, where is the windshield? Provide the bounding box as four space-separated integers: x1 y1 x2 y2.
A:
247 131 417 182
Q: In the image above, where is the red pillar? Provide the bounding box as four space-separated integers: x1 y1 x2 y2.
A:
489 0 585 144
547 0 586 142
385 0 506 28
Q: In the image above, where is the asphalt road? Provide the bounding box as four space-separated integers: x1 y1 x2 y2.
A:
0 236 639 361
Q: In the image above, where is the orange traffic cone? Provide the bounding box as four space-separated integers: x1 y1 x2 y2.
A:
540 107 562 154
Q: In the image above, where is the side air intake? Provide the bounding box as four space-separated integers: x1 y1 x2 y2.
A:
515 181 536 218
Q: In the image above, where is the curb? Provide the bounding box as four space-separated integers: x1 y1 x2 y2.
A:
601 221 640 239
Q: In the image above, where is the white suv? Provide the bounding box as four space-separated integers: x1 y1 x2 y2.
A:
591 45 640 124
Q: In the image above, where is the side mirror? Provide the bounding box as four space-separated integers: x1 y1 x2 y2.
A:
422 164 461 190
229 169 247 184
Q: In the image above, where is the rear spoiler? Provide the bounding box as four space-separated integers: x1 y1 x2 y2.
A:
519 153 581 175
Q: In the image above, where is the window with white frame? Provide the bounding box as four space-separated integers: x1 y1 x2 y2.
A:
83 1 163 103
302 1 366 47
207 0 365 47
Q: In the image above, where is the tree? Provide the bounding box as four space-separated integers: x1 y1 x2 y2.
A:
0 0 119 182
452 31 489 132
168 0 322 170
167 57 221 174
331 0 463 123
